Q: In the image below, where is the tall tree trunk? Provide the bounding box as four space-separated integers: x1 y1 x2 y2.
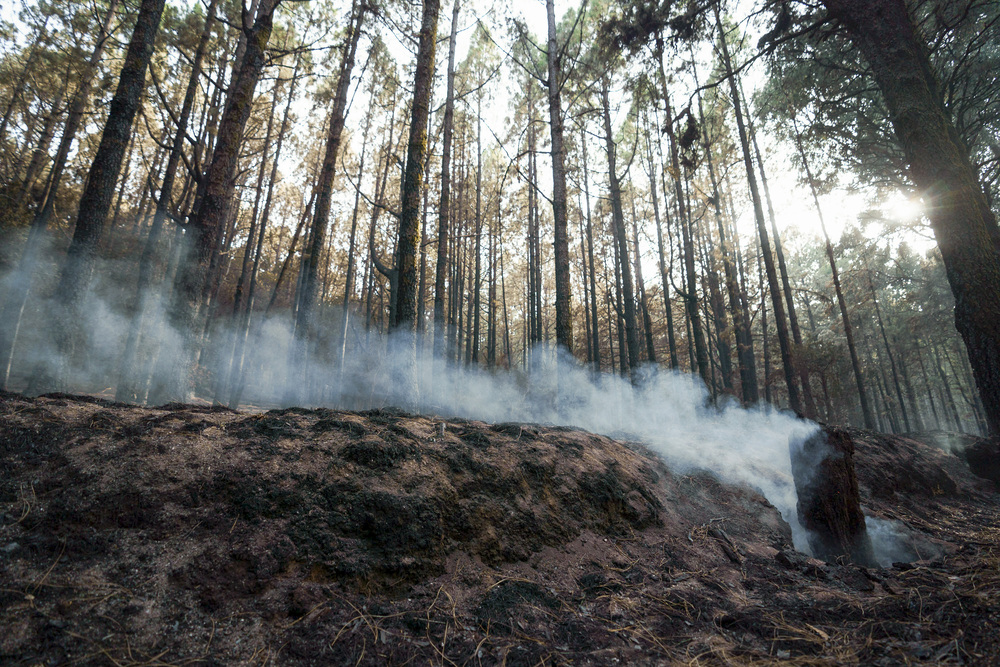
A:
613 238 628 378
714 2 801 413
821 0 1000 435
646 119 679 369
601 77 640 378
471 108 483 363
581 126 602 372
932 344 963 430
700 217 734 394
338 71 377 375
267 187 315 316
433 0 460 361
487 202 497 367
394 0 440 333
531 139 543 349
789 118 876 428
868 271 911 431
655 40 706 380
48 0 166 387
0 0 121 388
692 62 757 402
217 66 286 405
149 0 278 404
680 164 710 384
578 208 592 364
632 210 656 364
747 96 817 417
229 53 302 408
914 339 942 429
545 0 572 353
17 73 68 209
294 2 366 345
23 0 120 225
0 14 50 144
896 337 924 432
756 231 773 404
500 229 512 367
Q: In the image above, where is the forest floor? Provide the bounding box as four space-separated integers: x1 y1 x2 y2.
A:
1 391 998 666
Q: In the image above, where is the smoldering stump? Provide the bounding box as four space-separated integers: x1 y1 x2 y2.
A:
790 426 876 567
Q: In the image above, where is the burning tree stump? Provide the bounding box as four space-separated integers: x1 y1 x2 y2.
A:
789 427 877 567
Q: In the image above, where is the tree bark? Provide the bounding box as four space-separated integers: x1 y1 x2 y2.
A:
50 0 167 385
149 0 278 404
295 2 366 343
545 0 573 353
433 0 461 360
820 0 1000 436
394 0 440 332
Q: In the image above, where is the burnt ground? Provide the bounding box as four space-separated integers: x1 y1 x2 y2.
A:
0 391 998 666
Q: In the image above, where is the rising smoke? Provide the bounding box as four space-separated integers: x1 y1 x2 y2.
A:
1 241 918 562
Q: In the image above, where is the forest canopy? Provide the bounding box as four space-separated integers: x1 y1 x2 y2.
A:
0 0 997 436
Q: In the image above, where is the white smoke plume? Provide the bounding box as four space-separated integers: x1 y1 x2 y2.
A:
2 244 921 562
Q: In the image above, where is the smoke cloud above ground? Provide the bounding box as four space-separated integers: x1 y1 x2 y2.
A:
2 250 914 561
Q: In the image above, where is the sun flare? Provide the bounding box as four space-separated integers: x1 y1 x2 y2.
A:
884 192 924 222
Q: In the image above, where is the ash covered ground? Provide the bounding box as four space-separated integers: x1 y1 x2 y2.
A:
1 391 999 665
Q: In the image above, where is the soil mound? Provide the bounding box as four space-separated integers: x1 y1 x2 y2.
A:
2 392 999 665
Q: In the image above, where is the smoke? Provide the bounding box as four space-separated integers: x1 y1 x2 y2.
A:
865 515 944 566
1 241 925 563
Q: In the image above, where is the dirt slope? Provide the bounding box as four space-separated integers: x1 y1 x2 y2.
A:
1 392 998 665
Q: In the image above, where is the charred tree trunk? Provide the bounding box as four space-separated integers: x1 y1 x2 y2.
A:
790 427 877 566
